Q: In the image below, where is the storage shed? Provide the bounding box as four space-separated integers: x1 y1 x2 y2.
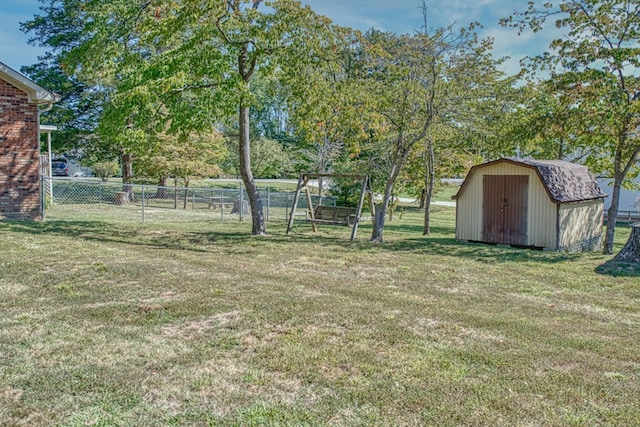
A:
1 61 59 220
452 158 606 252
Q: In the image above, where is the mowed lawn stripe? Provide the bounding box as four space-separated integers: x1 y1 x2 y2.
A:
0 209 638 426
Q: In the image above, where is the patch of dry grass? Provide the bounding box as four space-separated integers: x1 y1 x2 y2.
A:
0 208 639 426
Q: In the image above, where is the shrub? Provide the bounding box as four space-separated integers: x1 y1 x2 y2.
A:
92 161 120 182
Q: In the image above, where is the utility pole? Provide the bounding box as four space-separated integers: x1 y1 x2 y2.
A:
420 0 428 35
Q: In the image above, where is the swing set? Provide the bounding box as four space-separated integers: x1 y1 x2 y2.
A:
286 173 374 241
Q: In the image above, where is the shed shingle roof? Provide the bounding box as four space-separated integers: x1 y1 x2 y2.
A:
513 158 606 203
454 158 607 203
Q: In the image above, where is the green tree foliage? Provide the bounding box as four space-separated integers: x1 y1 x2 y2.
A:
140 130 225 186
139 130 224 208
500 79 588 160
502 0 640 254
286 27 376 196
356 27 502 243
92 161 119 182
20 1 106 157
222 137 291 179
25 0 342 235
249 138 291 179
157 0 341 234
400 125 482 234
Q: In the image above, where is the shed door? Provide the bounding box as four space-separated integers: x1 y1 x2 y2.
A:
482 175 529 246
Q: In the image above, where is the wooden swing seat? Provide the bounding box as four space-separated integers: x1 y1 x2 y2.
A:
310 205 358 226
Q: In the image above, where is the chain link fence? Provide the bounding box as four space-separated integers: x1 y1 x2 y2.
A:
43 177 336 223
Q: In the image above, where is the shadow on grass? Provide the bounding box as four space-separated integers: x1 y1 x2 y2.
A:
287 224 583 264
381 237 584 264
0 219 284 253
0 219 584 265
595 259 640 277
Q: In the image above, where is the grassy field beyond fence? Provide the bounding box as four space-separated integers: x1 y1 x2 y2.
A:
1 207 639 426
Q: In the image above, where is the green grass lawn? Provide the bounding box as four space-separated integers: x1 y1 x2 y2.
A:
1 207 639 426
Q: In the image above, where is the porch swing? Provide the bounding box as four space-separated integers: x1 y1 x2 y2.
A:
286 173 374 241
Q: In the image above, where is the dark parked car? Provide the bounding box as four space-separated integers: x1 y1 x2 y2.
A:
51 160 69 177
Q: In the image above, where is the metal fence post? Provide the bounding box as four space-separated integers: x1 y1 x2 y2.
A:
285 193 289 222
239 185 244 222
141 184 145 222
220 189 224 221
266 187 270 222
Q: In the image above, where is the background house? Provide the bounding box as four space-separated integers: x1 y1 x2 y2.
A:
453 158 606 252
0 61 59 219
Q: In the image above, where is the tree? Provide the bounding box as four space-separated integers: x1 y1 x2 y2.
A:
286 26 374 198
119 1 336 233
502 0 640 254
400 125 479 234
142 129 223 176
24 0 169 201
159 0 342 234
359 27 501 243
141 130 224 208
20 1 106 158
92 161 119 182
500 78 589 160
221 136 291 178
26 0 342 234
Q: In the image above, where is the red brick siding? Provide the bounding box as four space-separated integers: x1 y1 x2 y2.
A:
0 78 41 220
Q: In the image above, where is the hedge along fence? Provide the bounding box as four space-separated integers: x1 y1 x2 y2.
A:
43 177 336 223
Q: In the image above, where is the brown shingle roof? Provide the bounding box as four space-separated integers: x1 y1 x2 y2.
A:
453 158 606 203
513 158 606 203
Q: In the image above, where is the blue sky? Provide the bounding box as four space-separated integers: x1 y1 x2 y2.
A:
0 0 558 75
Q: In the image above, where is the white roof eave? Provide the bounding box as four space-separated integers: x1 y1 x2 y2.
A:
0 61 61 105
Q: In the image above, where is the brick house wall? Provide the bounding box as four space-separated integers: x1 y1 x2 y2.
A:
0 78 41 219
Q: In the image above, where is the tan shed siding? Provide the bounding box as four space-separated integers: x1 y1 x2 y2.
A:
456 162 557 248
558 200 603 250
455 168 483 241
526 174 557 249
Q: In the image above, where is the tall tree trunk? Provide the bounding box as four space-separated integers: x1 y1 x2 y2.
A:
370 170 398 243
121 151 133 202
239 103 267 235
173 173 178 209
370 187 393 243
419 189 426 209
603 143 640 254
237 39 266 235
370 131 422 242
603 111 640 253
604 173 623 255
183 179 189 210
423 139 435 235
156 176 167 198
